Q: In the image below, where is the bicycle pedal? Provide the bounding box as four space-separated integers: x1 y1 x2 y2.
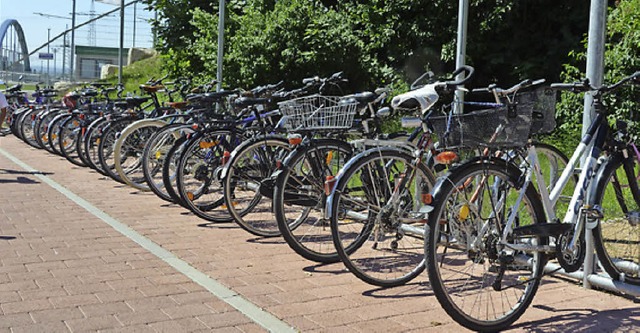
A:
583 205 604 219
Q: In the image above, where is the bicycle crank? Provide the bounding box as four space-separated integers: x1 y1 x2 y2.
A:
555 229 586 273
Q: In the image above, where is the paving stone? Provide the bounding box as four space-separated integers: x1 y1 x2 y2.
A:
2 135 639 333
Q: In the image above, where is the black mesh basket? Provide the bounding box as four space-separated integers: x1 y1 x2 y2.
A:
428 87 556 149
516 87 557 135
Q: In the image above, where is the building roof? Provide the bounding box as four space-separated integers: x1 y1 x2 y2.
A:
75 45 129 57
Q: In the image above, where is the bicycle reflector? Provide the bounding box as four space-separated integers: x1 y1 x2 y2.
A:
421 193 433 204
458 203 470 220
199 141 218 149
435 151 459 165
222 151 231 165
288 134 302 146
324 175 337 195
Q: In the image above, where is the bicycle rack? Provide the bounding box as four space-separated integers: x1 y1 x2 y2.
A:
544 228 640 297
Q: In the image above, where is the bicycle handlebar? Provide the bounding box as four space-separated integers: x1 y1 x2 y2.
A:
473 78 546 97
444 65 475 87
551 71 640 94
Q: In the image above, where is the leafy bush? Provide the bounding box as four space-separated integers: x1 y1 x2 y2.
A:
556 0 640 143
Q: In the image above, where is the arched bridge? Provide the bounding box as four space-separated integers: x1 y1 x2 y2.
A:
0 19 31 72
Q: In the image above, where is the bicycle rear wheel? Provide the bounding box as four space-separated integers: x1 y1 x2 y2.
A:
425 158 547 332
329 148 435 287
592 151 640 285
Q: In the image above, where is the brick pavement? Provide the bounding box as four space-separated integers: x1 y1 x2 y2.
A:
0 135 639 332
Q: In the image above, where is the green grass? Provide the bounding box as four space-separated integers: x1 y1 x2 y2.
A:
99 55 169 97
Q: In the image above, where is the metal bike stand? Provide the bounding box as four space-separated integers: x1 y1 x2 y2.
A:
544 263 640 298
543 214 640 297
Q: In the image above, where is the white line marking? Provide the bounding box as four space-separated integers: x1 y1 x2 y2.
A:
0 148 295 333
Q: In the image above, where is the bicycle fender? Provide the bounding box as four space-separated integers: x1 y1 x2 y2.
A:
429 156 526 202
588 152 620 205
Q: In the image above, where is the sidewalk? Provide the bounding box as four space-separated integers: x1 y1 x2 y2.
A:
0 135 638 332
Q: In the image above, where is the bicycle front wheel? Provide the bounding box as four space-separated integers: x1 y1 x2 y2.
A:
329 148 435 287
592 152 640 285
273 138 352 263
425 158 547 332
223 135 291 237
114 119 167 191
176 129 241 222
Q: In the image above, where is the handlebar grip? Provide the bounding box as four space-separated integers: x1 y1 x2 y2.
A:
549 82 581 91
445 65 475 86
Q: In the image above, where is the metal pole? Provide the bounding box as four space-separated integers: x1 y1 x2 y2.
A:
47 28 51 85
132 2 137 48
70 0 76 81
582 0 607 134
119 0 125 85
582 0 608 289
454 0 469 114
153 10 157 46
216 0 225 91
62 26 67 80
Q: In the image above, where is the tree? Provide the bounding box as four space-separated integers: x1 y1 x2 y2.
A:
556 0 640 137
146 0 590 92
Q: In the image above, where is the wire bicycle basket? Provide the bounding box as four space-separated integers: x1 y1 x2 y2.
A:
428 87 557 149
278 95 358 131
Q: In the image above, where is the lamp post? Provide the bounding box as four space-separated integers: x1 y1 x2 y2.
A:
47 28 51 85
119 0 125 85
70 0 76 81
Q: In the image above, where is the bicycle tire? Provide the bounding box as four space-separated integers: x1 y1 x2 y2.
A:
36 109 64 154
425 157 547 332
114 119 167 191
591 151 640 285
47 113 72 156
58 115 87 167
10 107 30 139
176 129 242 222
328 148 435 287
19 108 43 148
98 118 137 183
143 123 193 203
273 138 353 263
162 135 192 206
222 135 291 237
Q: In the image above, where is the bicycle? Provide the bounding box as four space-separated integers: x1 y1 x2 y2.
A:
271 73 413 262
220 73 352 237
327 69 572 288
325 66 477 285
423 71 640 331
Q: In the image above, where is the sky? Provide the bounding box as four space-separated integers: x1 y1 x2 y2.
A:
0 0 155 74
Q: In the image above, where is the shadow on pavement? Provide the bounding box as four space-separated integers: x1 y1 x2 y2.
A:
246 237 286 245
0 236 16 240
197 222 237 230
303 262 348 275
0 176 40 184
362 282 433 299
0 168 52 176
511 305 640 332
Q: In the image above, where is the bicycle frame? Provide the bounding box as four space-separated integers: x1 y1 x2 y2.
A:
500 112 608 254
